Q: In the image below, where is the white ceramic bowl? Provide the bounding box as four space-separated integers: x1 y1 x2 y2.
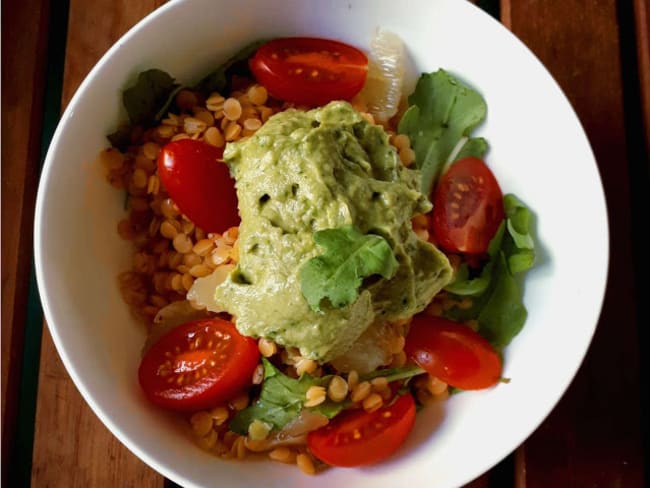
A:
34 0 608 486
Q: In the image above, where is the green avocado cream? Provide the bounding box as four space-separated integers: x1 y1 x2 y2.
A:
214 101 452 361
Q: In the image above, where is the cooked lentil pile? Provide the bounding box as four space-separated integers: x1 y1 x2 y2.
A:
100 82 453 474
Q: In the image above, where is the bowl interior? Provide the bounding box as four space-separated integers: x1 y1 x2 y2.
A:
35 0 608 487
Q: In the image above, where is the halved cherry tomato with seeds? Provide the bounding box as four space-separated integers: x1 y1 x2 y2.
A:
138 318 259 411
431 157 504 254
307 394 416 467
404 315 502 390
157 139 239 234
249 37 368 106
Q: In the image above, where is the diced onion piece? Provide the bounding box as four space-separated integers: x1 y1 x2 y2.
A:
244 411 329 452
143 300 210 353
358 29 405 122
186 264 235 313
330 321 397 374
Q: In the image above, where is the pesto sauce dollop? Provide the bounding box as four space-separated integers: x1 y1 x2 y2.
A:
214 101 452 361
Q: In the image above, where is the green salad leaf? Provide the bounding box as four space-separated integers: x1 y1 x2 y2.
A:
107 69 180 149
360 364 425 383
107 124 133 152
444 223 504 296
503 194 536 273
477 253 528 348
300 225 399 312
193 40 266 97
454 136 488 162
229 359 345 435
122 69 180 126
398 69 487 195
107 42 265 150
444 194 536 348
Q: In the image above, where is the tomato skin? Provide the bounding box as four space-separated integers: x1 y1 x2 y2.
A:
138 318 259 412
432 157 504 254
404 315 502 390
157 139 239 233
250 37 368 106
307 394 416 467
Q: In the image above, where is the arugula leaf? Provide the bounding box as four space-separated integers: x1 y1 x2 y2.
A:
444 194 536 348
193 40 266 97
122 69 179 126
360 365 425 383
398 69 487 195
107 124 133 152
300 225 399 312
444 223 504 296
107 69 180 150
503 194 536 273
229 359 344 435
455 137 488 162
154 84 185 121
477 252 528 348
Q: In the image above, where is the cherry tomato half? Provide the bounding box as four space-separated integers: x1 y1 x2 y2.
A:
307 394 416 467
404 315 502 390
431 157 504 254
250 37 368 106
157 139 239 233
138 318 259 411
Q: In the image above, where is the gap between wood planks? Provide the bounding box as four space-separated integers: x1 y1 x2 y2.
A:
1 0 52 486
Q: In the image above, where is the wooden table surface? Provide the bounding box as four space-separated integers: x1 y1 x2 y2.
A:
2 0 649 486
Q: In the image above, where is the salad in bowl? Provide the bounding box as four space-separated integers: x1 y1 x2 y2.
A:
98 32 536 474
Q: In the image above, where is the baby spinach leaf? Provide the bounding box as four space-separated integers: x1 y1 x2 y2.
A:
229 359 344 435
107 124 133 151
300 225 399 312
107 69 180 150
193 40 266 97
398 69 487 195
122 69 179 126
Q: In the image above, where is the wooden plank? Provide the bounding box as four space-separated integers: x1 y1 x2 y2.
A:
31 1 166 487
0 0 50 482
463 474 490 488
501 1 645 486
634 0 650 157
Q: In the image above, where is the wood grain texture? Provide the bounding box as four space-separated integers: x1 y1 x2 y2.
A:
1 0 49 479
463 473 490 488
503 1 645 486
32 329 165 488
31 1 166 487
61 0 167 107
634 0 650 157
